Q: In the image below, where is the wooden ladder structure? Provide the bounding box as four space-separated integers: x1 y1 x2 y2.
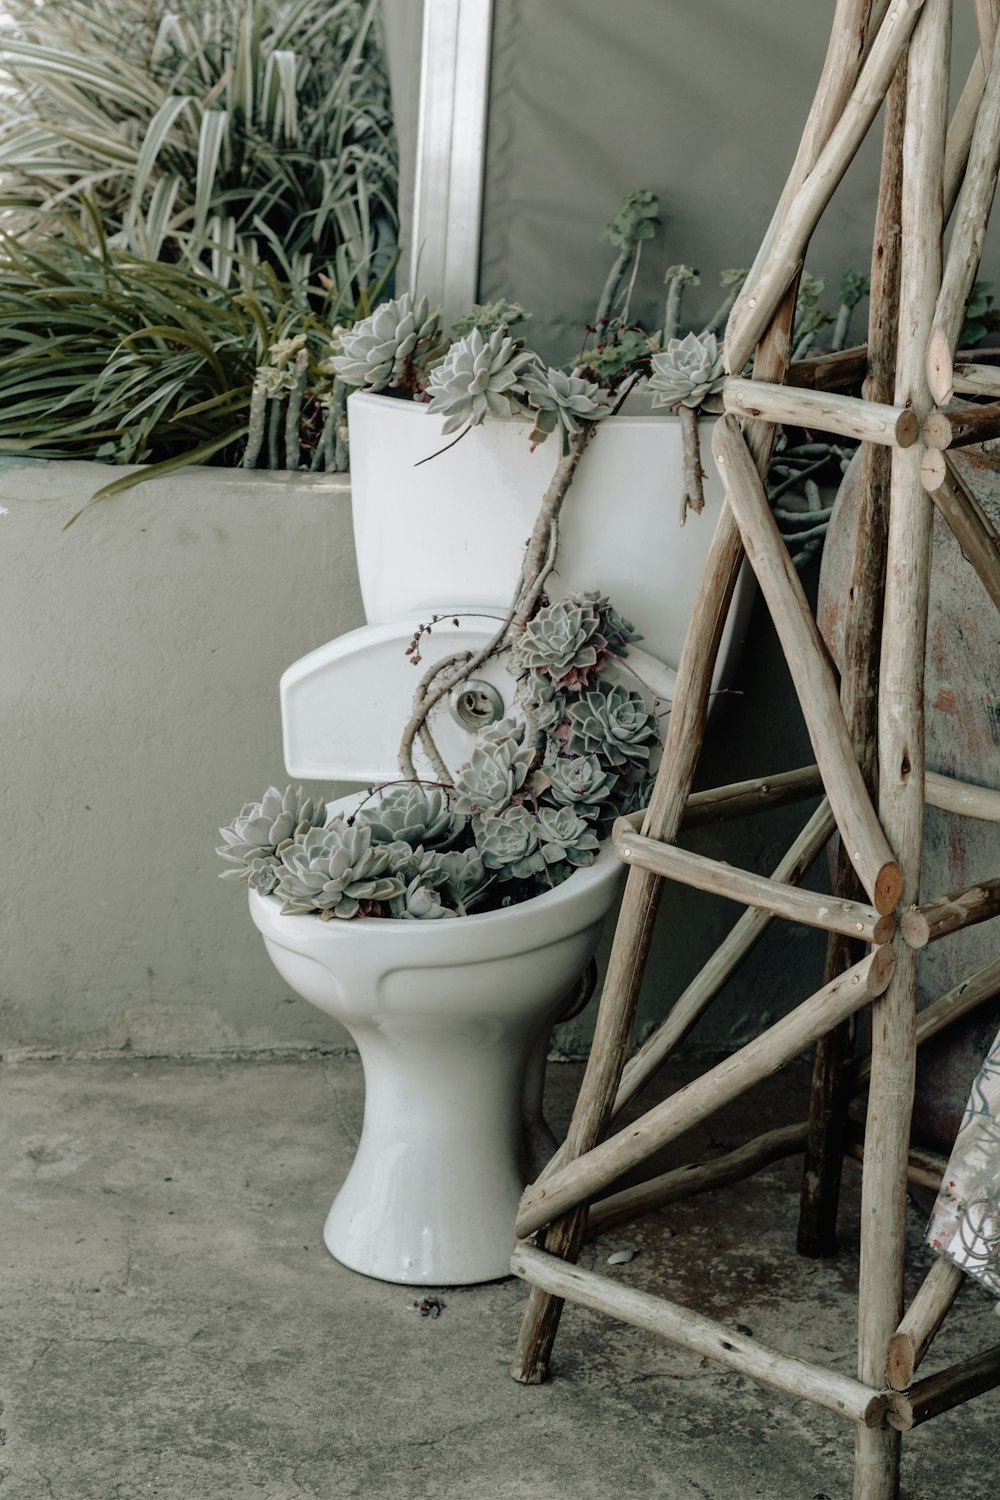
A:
508 3 1000 1496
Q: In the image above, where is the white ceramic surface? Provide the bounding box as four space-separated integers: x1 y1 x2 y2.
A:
347 390 754 686
250 795 624 1284
280 611 677 784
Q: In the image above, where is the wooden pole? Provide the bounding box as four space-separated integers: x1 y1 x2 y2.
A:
539 802 836 1192
927 25 1000 403
923 399 1000 447
725 0 927 375
885 1257 965 1390
608 802 837 1125
924 768 1000 821
900 874 1000 947
887 1343 1000 1430
613 823 896 944
921 454 1000 614
723 379 918 447
619 763 825 832
585 1122 808 1239
855 4 950 1494
854 953 1000 1086
516 947 895 1240
798 54 905 1259
712 415 902 915
511 1245 889 1428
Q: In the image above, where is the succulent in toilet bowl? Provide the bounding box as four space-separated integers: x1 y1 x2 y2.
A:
218 591 664 923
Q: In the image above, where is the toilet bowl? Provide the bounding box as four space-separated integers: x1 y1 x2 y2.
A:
250 790 623 1284
243 395 754 1285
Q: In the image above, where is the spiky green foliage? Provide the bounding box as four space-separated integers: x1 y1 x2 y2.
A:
0 0 397 286
0 214 386 493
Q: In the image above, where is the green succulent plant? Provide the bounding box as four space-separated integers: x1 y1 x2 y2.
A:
331 292 444 392
565 681 658 769
647 331 726 411
477 805 546 882
517 670 566 732
355 783 464 849
389 877 455 920
435 848 492 915
425 326 537 435
535 805 600 870
520 365 610 440
274 819 405 917
217 785 326 876
451 722 535 817
244 856 282 895
543 755 619 818
513 597 603 685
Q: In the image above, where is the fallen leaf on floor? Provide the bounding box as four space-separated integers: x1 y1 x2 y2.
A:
410 1296 446 1317
606 1248 639 1265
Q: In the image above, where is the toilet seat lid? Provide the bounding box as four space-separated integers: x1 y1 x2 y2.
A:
280 609 518 783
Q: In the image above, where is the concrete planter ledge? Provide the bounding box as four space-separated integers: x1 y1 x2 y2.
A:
0 458 365 1057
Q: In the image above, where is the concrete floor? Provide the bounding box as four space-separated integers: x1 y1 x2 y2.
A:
2 1054 998 1500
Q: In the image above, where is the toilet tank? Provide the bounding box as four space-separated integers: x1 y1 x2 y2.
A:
347 391 751 681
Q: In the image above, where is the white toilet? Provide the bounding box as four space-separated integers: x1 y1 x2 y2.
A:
248 393 753 1285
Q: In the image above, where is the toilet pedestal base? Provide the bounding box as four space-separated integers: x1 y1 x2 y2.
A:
323 1017 538 1285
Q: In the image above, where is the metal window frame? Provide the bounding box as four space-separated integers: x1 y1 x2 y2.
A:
409 0 494 320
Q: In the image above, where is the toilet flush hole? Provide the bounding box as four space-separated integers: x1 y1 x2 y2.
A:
449 679 505 730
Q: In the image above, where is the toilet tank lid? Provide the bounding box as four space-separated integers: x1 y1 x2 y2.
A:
280 609 517 784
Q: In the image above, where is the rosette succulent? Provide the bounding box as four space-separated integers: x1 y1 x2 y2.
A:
331 293 443 392
517 670 566 731
389 877 455 920
513 596 603 686
426 326 537 434
647 330 726 411
356 784 464 849
274 820 406 918
477 805 546 881
544 755 619 818
535 806 600 870
435 848 492 914
452 722 535 816
217 785 327 878
565 681 658 768
520 365 610 439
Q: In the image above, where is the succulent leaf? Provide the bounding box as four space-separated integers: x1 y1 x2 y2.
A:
355 783 465 849
425 326 537 435
452 721 535 816
565 681 657 769
477 805 546 882
520 365 610 436
544 755 619 816
274 819 406 918
332 293 443 392
647 330 726 410
217 785 326 875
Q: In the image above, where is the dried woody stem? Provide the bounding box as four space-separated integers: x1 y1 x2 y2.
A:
397 424 596 780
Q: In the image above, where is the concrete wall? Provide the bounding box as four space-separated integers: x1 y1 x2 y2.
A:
0 455 825 1059
0 459 366 1056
